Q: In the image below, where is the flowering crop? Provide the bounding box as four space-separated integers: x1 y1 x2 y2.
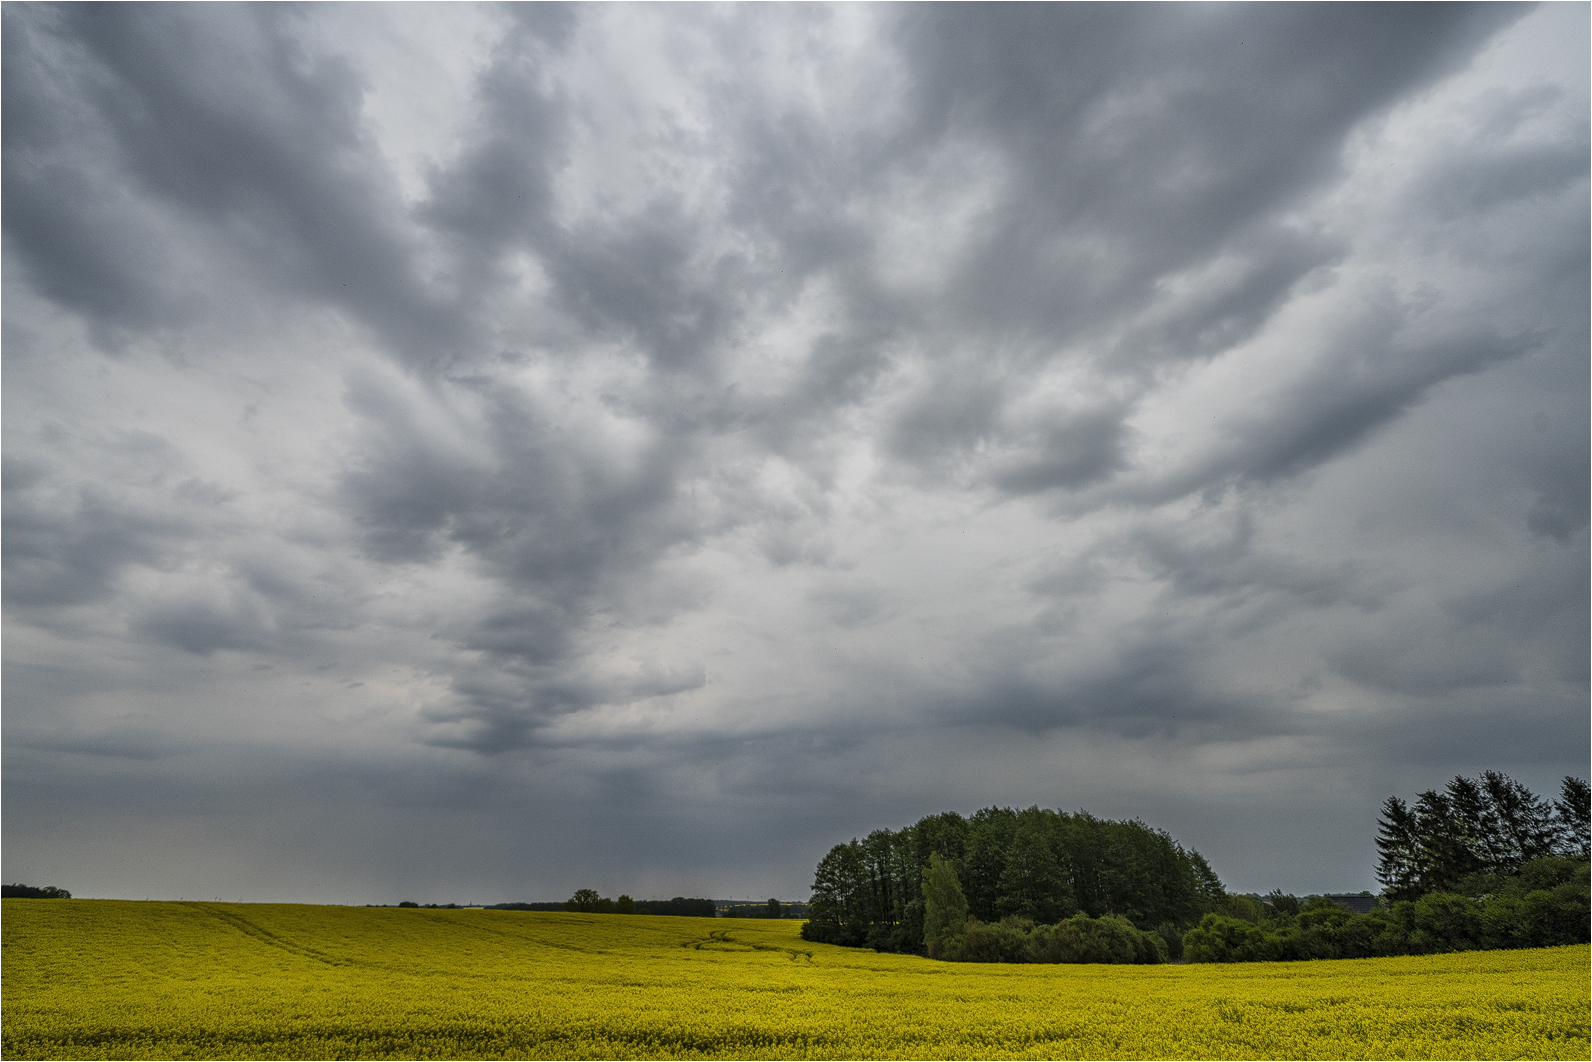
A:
3 899 1586 1059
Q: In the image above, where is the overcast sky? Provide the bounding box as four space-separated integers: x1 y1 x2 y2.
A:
4 3 1587 905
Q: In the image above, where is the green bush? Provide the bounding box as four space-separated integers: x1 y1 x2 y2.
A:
1410 892 1484 953
1026 913 1166 964
1212 894 1265 923
937 912 1166 964
945 917 1033 963
1183 914 1266 962
1155 920 1185 960
1516 857 1587 895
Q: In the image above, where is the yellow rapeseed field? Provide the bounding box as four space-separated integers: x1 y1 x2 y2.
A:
2 899 1586 1060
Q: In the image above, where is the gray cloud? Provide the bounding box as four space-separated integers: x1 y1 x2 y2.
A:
4 2 1585 902
2 437 193 612
992 406 1131 495
5 4 466 363
883 4 1520 350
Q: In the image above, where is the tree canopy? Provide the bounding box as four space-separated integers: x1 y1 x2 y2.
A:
800 805 1223 958
1375 772 1589 902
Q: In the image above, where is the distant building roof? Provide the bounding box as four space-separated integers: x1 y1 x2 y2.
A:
1322 894 1378 915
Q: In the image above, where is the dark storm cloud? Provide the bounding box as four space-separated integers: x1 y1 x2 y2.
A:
1124 510 1374 614
940 645 1275 742
3 3 466 363
421 8 778 382
1526 447 1592 542
3 2 1585 901
417 14 569 285
338 359 705 749
643 3 1540 506
885 4 1521 351
1 8 189 339
886 369 1005 469
1102 226 1345 371
1420 120 1587 221
338 376 486 566
346 377 691 593
1227 324 1533 487
131 597 270 658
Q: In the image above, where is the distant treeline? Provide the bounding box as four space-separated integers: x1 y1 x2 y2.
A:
563 891 719 918
561 893 808 918
801 806 1224 961
2 884 72 899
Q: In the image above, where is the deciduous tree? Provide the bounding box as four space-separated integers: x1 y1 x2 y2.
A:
921 852 968 959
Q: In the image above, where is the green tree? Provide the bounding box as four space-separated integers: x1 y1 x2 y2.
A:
1264 890 1300 918
803 840 868 945
1376 795 1424 901
922 852 969 959
615 894 635 914
962 808 1017 922
765 898 782 919
1187 850 1225 910
1556 776 1590 859
565 889 605 913
1378 773 1590 902
996 820 1072 924
911 811 970 869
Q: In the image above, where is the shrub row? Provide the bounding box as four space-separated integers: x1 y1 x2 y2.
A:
938 912 1169 964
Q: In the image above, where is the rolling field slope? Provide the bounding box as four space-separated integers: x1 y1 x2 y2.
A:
3 899 1587 1060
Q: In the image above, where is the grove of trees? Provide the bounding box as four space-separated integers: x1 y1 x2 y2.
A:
1375 773 1589 900
799 805 1225 962
803 775 1589 965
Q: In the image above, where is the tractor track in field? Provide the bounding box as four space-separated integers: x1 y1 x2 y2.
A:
178 903 349 967
683 928 814 963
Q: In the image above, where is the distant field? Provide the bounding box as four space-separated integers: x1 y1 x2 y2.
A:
3 900 1586 1060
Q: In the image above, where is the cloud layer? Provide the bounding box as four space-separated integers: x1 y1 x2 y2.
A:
4 2 1586 903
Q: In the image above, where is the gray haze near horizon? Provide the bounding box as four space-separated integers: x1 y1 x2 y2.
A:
4 2 1587 905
